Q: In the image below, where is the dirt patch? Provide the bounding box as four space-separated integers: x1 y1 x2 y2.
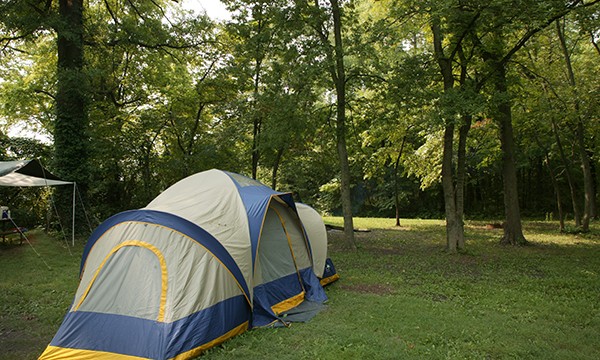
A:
0 326 29 353
339 283 395 295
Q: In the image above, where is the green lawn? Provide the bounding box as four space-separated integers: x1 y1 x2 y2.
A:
1 219 599 359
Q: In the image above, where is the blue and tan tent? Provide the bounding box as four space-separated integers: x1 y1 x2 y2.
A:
40 170 328 360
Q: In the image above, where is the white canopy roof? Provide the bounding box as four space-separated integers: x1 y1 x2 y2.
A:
0 159 73 187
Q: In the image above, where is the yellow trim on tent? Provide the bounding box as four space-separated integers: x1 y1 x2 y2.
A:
73 240 169 322
271 291 305 315
320 273 340 286
169 321 249 360
82 221 252 309
39 345 147 360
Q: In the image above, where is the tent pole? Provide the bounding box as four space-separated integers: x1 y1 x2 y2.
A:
72 182 76 246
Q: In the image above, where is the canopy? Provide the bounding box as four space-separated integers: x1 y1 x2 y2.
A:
0 159 73 187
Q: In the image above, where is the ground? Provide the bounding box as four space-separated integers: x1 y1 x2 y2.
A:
1 219 599 359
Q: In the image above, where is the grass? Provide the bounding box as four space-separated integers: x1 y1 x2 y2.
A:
1 219 599 359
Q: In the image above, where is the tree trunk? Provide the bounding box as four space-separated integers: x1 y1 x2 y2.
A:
494 64 527 245
590 155 598 219
251 58 263 180
534 136 565 231
271 146 284 190
576 121 594 231
557 20 594 231
393 135 407 227
545 153 565 232
330 0 356 249
55 0 88 234
441 123 461 252
455 116 471 249
550 117 581 226
431 16 466 252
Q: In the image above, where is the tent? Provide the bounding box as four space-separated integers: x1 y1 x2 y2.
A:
295 202 339 286
0 159 73 187
40 169 328 360
0 159 76 244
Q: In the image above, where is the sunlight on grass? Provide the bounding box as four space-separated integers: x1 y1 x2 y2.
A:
2 220 599 359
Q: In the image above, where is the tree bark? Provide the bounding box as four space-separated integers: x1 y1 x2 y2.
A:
441 123 461 252
534 135 565 231
393 135 407 227
432 16 466 252
550 117 581 226
55 0 88 234
251 57 263 180
493 63 527 245
455 116 471 249
271 146 284 190
330 0 356 249
545 153 565 231
590 156 598 219
556 20 594 231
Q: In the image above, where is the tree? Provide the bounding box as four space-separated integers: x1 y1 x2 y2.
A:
468 0 600 244
53 0 89 232
430 3 480 252
305 0 356 249
556 19 595 231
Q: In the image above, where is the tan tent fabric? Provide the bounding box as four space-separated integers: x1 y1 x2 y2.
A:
145 169 253 298
75 221 244 322
295 203 328 278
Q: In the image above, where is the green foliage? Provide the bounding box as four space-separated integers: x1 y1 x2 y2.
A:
0 0 599 224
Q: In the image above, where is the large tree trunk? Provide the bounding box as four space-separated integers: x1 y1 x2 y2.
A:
494 64 527 245
330 0 356 249
55 0 88 234
441 123 461 252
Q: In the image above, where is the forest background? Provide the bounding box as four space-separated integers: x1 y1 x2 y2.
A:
0 0 599 251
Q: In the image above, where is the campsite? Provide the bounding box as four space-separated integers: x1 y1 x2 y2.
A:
1 0 600 359
1 219 600 359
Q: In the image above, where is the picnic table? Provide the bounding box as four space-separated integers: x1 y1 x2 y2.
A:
0 218 25 244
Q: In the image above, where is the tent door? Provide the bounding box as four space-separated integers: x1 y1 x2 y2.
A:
74 241 167 321
255 201 307 315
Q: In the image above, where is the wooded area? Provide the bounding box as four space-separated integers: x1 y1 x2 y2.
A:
1 0 599 251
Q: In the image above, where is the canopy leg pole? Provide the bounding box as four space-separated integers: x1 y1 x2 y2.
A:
72 182 76 246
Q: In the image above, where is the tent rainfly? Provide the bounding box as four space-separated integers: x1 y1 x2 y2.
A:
0 159 76 244
0 159 73 187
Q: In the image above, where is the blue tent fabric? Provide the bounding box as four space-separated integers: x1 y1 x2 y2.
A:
48 295 249 359
224 172 326 327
